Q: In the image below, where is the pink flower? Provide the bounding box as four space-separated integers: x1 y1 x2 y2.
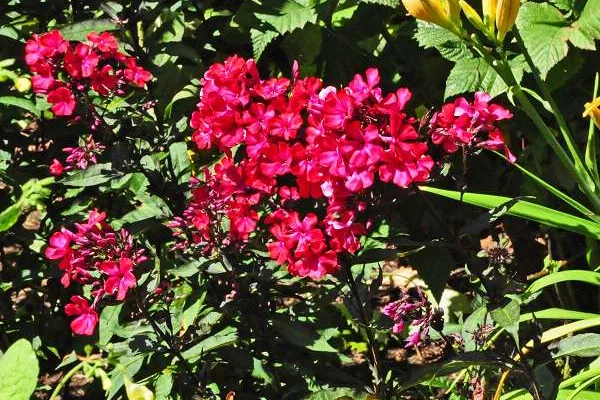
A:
64 296 98 336
49 159 64 176
47 87 76 116
44 230 71 259
87 31 119 52
100 257 137 300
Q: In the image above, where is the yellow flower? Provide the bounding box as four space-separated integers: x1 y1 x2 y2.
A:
482 0 498 33
584 96 600 130
496 0 521 41
401 0 462 34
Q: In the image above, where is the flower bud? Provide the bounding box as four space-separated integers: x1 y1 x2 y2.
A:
459 1 485 32
125 378 154 400
401 0 462 34
14 77 32 93
482 0 498 33
496 0 520 41
584 97 600 130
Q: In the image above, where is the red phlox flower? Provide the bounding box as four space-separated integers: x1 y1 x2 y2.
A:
64 295 98 336
99 257 137 301
87 31 119 52
47 86 76 116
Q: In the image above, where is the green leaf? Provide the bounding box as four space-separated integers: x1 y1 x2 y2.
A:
413 22 472 62
362 0 399 5
168 142 191 184
410 246 455 300
180 327 238 362
462 306 491 351
272 317 339 353
516 2 570 79
281 23 323 68
0 203 21 232
420 186 600 239
99 304 123 346
251 29 279 60
490 299 520 346
444 56 525 99
61 163 115 187
60 19 120 41
0 339 39 400
254 0 318 35
520 308 600 322
304 388 375 400
570 0 600 50
502 388 600 400
0 96 40 117
525 270 600 298
550 333 600 358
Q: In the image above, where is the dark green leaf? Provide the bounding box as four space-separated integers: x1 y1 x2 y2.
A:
60 19 119 41
410 246 455 300
61 163 115 187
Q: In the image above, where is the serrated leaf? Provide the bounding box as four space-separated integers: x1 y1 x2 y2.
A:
0 339 39 400
60 19 120 41
361 0 400 6
413 22 472 62
516 3 570 79
445 56 525 99
254 0 318 35
251 29 279 60
0 96 40 117
570 0 600 50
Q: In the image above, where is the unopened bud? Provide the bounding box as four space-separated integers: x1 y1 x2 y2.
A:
15 77 32 93
496 0 520 41
459 1 485 32
402 0 463 34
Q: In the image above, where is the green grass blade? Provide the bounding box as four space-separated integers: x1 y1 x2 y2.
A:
525 270 600 297
494 151 599 222
420 186 600 239
519 308 600 323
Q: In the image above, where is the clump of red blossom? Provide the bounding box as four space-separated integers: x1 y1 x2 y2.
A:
49 134 105 176
429 91 515 162
25 30 152 118
44 210 146 335
170 55 438 279
382 288 443 348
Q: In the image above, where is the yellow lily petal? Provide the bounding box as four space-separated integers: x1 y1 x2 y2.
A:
584 98 600 130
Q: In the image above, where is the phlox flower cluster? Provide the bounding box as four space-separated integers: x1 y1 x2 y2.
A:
381 288 443 348
25 30 152 117
173 56 437 279
49 135 105 176
429 91 515 161
44 210 146 335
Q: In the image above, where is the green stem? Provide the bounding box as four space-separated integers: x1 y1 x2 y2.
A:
513 28 594 188
468 39 600 212
341 262 385 397
50 361 86 400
